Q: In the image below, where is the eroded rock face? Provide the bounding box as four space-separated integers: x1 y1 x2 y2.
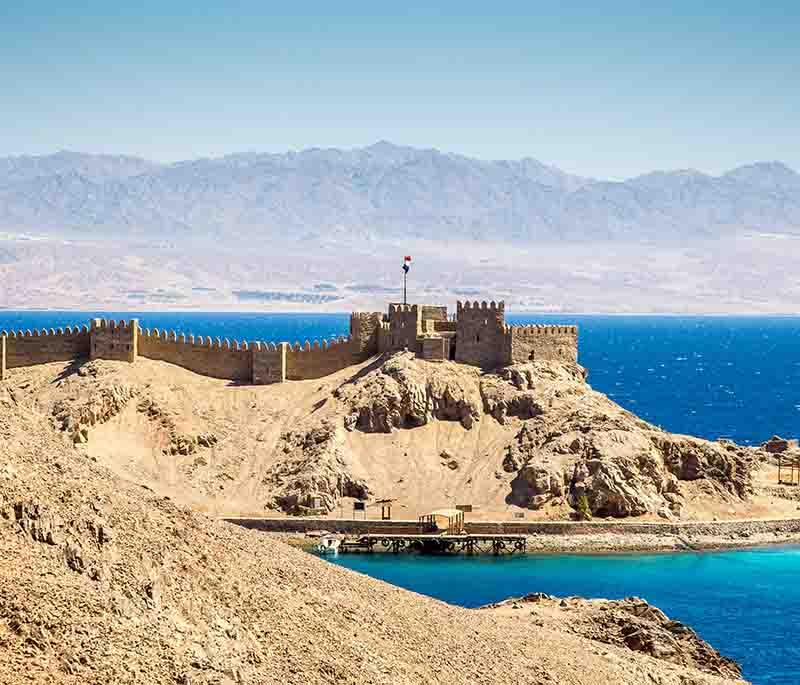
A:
338 355 758 519
337 353 482 432
482 594 742 681
264 420 370 514
480 363 584 424
53 382 137 444
136 397 218 456
488 362 757 518
10 498 116 583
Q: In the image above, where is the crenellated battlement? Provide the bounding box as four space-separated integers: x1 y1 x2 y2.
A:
287 336 351 353
456 300 505 313
91 318 138 363
505 324 578 335
1 322 91 379
141 327 256 350
91 318 136 330
1 325 90 339
0 296 579 383
505 322 578 364
389 303 418 314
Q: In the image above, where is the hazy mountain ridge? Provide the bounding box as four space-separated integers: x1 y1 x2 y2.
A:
2 143 798 243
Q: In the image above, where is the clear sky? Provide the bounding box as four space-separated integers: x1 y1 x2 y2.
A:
1 1 797 179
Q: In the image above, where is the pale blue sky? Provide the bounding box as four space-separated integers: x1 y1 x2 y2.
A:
1 1 797 179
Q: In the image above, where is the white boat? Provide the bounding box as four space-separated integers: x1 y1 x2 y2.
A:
315 535 341 555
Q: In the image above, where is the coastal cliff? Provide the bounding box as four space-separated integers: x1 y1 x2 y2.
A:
336 353 757 520
1 352 768 522
0 358 746 684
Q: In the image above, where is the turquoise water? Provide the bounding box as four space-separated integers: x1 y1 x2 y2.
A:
327 547 800 684
2 312 800 444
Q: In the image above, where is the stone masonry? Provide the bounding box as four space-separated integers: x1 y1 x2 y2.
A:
0 301 577 383
378 300 578 369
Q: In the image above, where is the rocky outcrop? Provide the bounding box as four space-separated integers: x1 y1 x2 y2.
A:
7 352 761 525
337 352 482 431
10 498 116 583
52 382 137 444
483 594 742 680
480 363 585 424
264 420 370 514
339 355 758 520
136 397 218 456
484 361 758 518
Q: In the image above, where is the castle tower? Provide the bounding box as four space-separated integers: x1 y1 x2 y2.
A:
455 300 506 368
90 319 139 363
386 303 423 353
349 311 382 358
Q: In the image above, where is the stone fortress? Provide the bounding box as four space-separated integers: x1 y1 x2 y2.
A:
0 301 578 383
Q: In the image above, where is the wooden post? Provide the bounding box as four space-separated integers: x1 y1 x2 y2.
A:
0 334 6 381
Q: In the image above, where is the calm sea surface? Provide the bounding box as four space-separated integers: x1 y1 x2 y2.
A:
3 310 800 682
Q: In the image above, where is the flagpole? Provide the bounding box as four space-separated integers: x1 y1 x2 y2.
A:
402 256 411 305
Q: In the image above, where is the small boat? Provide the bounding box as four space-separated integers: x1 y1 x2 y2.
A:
315 535 341 555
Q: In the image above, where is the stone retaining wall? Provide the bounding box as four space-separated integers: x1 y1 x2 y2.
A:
225 516 800 537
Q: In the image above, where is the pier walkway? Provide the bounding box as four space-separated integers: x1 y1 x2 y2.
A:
339 532 527 555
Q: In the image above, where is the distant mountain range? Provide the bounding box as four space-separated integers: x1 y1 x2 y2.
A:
2 143 799 243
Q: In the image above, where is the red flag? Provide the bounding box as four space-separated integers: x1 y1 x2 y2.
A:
403 255 412 263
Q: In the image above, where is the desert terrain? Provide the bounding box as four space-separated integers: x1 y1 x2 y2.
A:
0 354 749 684
5 352 791 528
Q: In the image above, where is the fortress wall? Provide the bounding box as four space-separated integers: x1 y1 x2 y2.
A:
0 307 580 384
252 343 286 384
349 312 382 357
455 300 507 369
421 305 447 322
285 337 357 380
1 326 90 371
386 304 422 353
377 321 392 353
505 325 579 364
433 320 457 333
138 329 252 381
90 319 138 363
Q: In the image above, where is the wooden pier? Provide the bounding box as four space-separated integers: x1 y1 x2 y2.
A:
339 533 527 555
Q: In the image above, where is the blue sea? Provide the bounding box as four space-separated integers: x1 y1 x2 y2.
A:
4 310 800 682
328 547 799 684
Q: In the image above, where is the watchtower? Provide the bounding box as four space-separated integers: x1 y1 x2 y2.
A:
455 301 506 368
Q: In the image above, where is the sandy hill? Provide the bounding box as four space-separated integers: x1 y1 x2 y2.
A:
0 358 746 684
3 352 774 523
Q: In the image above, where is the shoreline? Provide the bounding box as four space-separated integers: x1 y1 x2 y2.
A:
237 516 800 556
523 530 800 555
